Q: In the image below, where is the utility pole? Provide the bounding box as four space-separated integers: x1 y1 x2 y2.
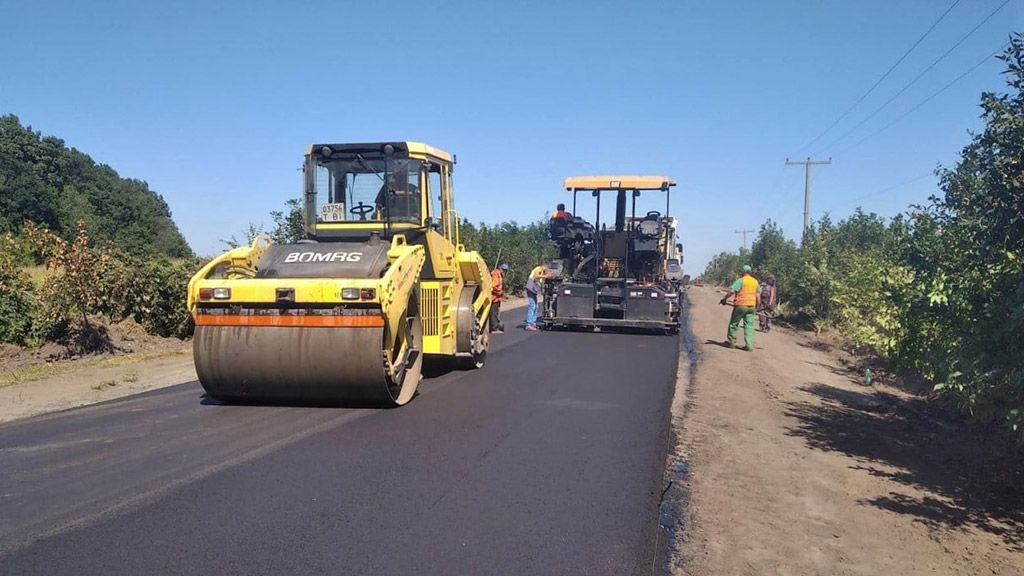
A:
785 157 832 235
734 229 754 251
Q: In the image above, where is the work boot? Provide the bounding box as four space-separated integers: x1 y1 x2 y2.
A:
743 346 753 352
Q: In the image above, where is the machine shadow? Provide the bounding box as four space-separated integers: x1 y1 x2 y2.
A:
197 358 483 409
783 382 1024 551
422 361 466 379
544 325 678 336
200 393 403 410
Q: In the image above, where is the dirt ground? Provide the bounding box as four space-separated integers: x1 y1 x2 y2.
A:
0 343 195 425
0 318 193 424
674 286 1023 575
0 317 187 372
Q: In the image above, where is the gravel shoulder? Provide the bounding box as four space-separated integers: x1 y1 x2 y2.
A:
673 286 1023 576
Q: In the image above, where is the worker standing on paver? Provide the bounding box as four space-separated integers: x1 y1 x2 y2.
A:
490 263 509 334
720 264 760 350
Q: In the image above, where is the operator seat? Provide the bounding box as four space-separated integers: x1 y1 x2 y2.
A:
548 215 569 240
637 211 662 238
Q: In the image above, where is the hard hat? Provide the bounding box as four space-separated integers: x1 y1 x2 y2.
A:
742 264 752 272
499 263 509 271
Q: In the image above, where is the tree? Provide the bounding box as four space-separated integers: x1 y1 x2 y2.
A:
22 220 113 352
459 218 554 292
702 249 750 286
0 233 38 344
219 222 266 249
270 198 306 244
750 219 799 293
901 34 1024 431
0 115 192 257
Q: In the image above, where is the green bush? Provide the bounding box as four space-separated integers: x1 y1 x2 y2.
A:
9 221 202 347
0 234 39 345
98 254 201 339
130 257 201 339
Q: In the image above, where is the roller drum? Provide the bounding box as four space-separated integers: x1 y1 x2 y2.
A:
194 325 396 406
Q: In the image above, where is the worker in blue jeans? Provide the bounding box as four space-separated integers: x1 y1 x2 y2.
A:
524 264 551 331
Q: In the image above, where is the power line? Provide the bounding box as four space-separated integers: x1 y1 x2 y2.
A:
765 163 787 200
758 162 792 217
837 42 1008 155
764 165 813 220
797 0 962 153
821 0 1011 153
829 172 935 212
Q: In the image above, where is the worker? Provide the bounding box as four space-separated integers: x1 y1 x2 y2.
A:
489 263 509 333
553 203 572 220
375 169 420 222
720 264 760 350
524 264 553 332
758 275 777 332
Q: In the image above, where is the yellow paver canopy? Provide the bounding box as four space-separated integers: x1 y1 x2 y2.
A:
563 175 676 191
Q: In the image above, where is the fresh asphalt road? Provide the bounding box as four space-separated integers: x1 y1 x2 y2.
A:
0 325 680 575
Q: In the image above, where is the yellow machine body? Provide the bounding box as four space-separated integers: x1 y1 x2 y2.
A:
187 142 491 406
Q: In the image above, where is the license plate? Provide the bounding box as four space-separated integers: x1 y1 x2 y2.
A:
321 203 345 222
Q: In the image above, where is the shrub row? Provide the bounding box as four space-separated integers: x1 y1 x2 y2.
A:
0 222 200 347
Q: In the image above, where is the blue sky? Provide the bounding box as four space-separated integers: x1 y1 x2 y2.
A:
1 0 1020 272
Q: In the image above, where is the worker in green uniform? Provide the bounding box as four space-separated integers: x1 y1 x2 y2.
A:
720 264 760 351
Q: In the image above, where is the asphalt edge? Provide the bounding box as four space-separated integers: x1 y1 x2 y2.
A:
654 289 697 575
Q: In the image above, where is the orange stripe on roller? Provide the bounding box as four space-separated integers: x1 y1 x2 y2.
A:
195 315 385 327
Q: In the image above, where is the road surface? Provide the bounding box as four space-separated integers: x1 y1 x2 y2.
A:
0 325 680 575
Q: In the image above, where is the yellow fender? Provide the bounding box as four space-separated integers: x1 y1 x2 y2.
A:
378 235 426 374
186 236 272 314
456 248 492 321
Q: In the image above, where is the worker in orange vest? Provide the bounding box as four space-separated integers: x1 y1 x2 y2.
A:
720 264 760 350
489 263 509 333
553 203 572 220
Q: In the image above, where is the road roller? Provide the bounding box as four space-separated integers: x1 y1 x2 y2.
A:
186 142 492 406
